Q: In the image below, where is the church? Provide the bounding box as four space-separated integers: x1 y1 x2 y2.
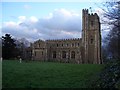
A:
30 9 102 64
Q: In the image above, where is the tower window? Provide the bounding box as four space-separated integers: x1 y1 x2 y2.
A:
91 21 93 26
91 38 94 44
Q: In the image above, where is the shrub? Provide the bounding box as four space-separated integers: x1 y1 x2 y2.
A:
91 60 120 89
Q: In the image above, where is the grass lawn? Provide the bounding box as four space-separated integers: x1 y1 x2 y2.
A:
2 60 104 88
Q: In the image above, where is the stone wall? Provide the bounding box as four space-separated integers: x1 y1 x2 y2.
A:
32 38 82 63
47 38 82 63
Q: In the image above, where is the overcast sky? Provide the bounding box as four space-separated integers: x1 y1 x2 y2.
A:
1 1 109 42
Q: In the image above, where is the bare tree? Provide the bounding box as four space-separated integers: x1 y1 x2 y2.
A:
102 1 120 59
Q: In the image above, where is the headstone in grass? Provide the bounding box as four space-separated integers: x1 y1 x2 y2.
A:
19 58 22 63
0 57 2 62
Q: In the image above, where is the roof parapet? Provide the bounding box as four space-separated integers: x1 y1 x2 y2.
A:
46 38 81 42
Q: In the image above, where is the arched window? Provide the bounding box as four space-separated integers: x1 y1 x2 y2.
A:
66 43 68 47
53 51 56 58
71 51 75 59
35 51 36 56
72 43 74 47
62 51 66 58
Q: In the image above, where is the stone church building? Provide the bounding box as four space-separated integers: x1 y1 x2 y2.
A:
31 9 102 64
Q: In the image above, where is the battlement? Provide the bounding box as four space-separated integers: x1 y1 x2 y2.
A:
84 9 99 19
34 38 82 44
82 9 88 13
46 38 81 42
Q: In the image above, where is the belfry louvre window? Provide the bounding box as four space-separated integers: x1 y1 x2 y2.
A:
71 51 75 59
62 51 66 58
53 51 56 58
91 38 94 44
91 21 93 26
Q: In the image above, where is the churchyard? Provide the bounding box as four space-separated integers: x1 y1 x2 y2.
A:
2 60 104 88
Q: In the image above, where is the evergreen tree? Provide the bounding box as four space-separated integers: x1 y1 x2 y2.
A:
2 34 19 59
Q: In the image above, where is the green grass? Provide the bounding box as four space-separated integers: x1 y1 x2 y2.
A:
2 60 104 88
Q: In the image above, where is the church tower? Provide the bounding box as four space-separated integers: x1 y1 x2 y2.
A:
82 9 102 64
